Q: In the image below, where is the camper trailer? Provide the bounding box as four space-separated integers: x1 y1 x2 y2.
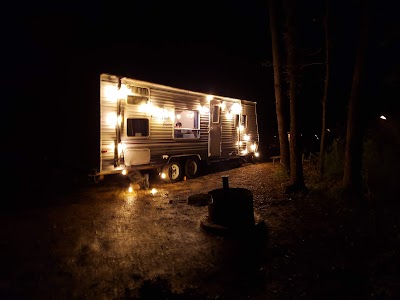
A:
90 73 260 187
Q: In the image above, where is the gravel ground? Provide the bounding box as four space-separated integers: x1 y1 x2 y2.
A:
1 161 399 299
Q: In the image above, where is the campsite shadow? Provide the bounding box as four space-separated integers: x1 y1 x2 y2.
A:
199 222 269 298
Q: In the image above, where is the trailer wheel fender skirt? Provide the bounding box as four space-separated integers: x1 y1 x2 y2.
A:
162 161 183 183
184 157 201 179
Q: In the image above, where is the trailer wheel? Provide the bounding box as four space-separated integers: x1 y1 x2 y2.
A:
162 161 183 183
184 157 201 179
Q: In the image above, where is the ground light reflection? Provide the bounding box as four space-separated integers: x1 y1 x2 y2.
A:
124 186 138 204
123 186 159 205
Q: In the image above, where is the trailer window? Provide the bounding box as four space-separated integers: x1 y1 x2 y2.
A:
234 114 240 127
127 118 149 137
212 105 220 123
174 109 200 139
241 115 248 128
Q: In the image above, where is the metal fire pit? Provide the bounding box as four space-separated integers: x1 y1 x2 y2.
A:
200 175 260 235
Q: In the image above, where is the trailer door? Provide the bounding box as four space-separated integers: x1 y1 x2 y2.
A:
208 99 222 157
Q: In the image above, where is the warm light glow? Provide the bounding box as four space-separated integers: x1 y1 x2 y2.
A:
380 115 386 120
118 143 124 155
124 194 136 204
150 188 157 195
206 95 213 102
106 112 117 127
138 103 172 120
251 144 256 151
243 134 250 141
117 114 122 125
150 106 163 119
197 105 209 114
239 125 244 132
118 84 131 99
241 149 248 155
161 173 166 179
103 85 118 102
122 169 127 175
231 103 241 114
225 111 233 119
138 102 153 113
161 108 172 120
128 185 133 193
254 152 260 157
220 101 226 110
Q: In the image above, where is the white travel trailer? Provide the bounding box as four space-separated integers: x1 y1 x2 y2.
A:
90 73 260 187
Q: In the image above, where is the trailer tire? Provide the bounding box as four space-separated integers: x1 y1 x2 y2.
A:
162 161 183 183
184 157 201 179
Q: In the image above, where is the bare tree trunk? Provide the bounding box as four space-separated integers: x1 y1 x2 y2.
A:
284 0 307 193
269 0 290 172
343 2 369 194
319 0 331 178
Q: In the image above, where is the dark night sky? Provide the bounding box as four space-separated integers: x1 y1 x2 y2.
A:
3 0 399 172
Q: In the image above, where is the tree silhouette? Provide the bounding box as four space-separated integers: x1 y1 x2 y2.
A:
342 0 369 195
283 0 308 193
268 0 290 172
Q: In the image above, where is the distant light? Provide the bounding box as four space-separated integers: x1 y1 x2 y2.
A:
150 188 157 195
380 115 386 120
327 128 330 132
128 186 133 193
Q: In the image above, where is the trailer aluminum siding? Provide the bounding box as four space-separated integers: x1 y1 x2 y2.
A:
98 74 259 176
